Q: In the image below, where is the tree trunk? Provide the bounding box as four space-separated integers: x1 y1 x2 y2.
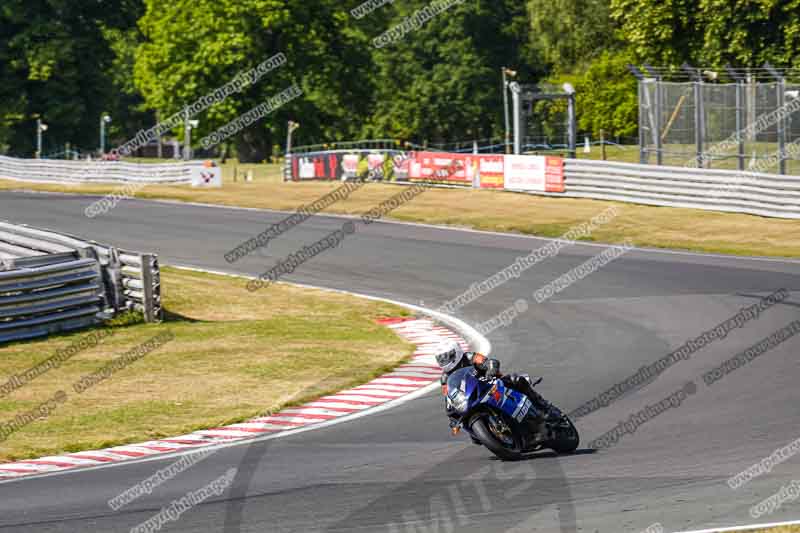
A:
235 129 272 163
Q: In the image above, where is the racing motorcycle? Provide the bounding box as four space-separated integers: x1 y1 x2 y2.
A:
445 367 579 460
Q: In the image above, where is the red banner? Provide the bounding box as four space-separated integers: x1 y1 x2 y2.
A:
544 156 565 192
410 151 470 184
473 154 504 189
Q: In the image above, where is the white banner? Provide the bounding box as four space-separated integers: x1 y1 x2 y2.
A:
190 165 222 187
504 155 547 192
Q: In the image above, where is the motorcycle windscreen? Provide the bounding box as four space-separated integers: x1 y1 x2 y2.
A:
446 367 482 413
482 379 533 422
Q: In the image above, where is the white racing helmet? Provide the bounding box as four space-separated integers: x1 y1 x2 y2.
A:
435 340 465 373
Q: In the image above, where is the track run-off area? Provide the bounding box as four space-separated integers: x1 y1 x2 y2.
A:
0 190 799 533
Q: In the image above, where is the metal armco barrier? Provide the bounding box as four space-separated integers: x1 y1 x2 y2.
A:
0 155 197 185
563 159 800 219
0 222 162 344
287 148 800 219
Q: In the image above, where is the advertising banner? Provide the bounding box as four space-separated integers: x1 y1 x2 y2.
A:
411 151 471 184
544 156 565 192
288 150 562 192
503 155 564 192
289 151 410 182
504 155 546 191
190 164 222 188
473 154 505 189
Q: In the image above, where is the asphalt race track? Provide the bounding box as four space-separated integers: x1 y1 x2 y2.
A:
1 190 799 533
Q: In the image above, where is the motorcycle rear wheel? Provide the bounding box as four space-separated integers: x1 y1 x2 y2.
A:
471 413 524 461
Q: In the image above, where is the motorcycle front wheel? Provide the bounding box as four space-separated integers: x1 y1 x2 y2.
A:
548 415 580 454
470 412 524 461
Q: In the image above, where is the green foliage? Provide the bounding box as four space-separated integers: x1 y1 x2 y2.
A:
134 0 374 161
3 0 800 157
0 0 147 156
364 0 532 143
611 0 800 67
697 0 800 67
573 51 639 138
527 0 616 72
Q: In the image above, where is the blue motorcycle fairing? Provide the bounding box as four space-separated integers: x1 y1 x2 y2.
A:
446 367 533 423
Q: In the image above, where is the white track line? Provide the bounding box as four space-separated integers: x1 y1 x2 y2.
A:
7 188 800 264
675 518 800 533
0 268 490 484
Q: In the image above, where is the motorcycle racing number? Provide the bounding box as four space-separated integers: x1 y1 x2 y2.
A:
512 397 532 422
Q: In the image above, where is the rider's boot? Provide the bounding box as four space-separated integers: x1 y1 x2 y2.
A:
507 374 561 421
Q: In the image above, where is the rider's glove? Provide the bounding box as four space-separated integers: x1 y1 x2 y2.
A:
485 359 500 379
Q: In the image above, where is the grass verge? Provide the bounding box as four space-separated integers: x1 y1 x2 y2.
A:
0 267 414 462
0 161 798 257
733 525 800 533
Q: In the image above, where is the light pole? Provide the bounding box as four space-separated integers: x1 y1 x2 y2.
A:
100 114 112 155
563 83 577 159
502 67 517 154
509 81 522 155
286 120 300 156
184 119 199 160
35 118 48 159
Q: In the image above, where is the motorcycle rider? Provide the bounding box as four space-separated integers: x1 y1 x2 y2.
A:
435 340 560 426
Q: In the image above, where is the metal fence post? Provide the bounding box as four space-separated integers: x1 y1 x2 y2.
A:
567 92 577 159
765 63 787 175
628 66 648 164
141 254 154 323
725 65 746 171
510 82 523 155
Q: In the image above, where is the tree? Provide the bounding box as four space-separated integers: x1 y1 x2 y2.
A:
527 0 616 73
0 0 146 156
698 0 800 67
364 0 533 143
134 0 375 162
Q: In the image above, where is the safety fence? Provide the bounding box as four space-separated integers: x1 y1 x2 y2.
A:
0 155 200 185
563 159 800 219
0 222 161 344
285 149 800 219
